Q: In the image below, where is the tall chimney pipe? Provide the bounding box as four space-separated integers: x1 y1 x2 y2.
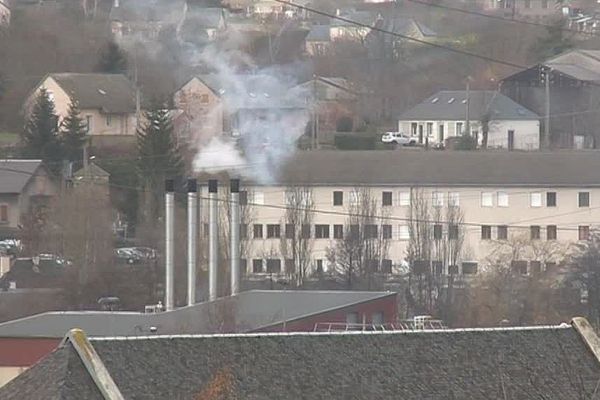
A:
230 179 241 296
208 179 218 302
164 179 175 311
187 178 198 306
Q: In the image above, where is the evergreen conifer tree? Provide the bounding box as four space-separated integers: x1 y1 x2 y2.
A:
97 41 128 74
60 100 88 164
22 88 63 174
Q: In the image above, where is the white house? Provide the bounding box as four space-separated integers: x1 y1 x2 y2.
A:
398 90 540 150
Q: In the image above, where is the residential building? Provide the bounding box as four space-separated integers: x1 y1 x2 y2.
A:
173 74 307 143
109 0 186 45
0 160 57 239
305 25 330 55
23 73 139 137
398 90 540 150
0 1 10 26
210 150 600 278
502 49 600 148
0 290 396 386
290 76 360 134
179 6 228 43
2 318 600 398
478 0 566 18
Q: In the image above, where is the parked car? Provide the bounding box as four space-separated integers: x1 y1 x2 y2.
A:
37 253 72 266
0 239 21 256
131 247 157 260
381 132 417 146
114 248 142 265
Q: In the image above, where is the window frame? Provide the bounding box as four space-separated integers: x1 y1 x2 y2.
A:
333 191 343 206
481 192 494 207
266 224 281 239
497 191 509 207
481 225 492 240
579 192 590 208
253 224 263 239
546 191 556 207
382 191 393 207
530 192 542 208
315 224 330 239
547 225 557 240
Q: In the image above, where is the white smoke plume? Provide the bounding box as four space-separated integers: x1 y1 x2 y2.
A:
188 39 311 184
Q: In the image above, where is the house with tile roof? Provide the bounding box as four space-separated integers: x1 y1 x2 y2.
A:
2 317 600 399
398 90 540 150
0 160 57 238
23 73 139 137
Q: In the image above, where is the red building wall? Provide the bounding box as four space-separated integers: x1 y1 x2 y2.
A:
0 338 60 367
255 293 398 332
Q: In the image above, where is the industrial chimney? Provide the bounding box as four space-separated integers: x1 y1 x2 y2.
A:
187 179 198 306
230 179 240 296
208 179 218 302
164 179 175 311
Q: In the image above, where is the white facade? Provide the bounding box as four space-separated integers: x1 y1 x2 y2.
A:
201 183 597 278
398 118 540 150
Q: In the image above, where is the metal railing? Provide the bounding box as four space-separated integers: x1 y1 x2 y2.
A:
314 317 446 332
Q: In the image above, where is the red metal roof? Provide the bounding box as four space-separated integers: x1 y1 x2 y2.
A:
0 338 60 367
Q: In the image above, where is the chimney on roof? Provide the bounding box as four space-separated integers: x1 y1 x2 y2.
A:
208 179 218 302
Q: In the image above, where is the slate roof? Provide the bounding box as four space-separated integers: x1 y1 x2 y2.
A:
331 10 375 27
543 49 600 82
2 321 600 399
0 159 42 194
73 163 110 178
306 24 330 41
0 290 395 338
48 73 137 113
272 150 600 187
399 90 538 121
109 0 185 23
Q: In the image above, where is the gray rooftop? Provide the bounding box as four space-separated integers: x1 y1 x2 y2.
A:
2 320 600 399
544 49 600 82
0 290 394 338
0 159 42 194
306 24 330 41
49 73 137 114
271 150 600 187
109 0 185 23
398 90 538 121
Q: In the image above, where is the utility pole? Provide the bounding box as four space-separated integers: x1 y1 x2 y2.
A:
312 75 318 149
545 68 551 149
465 77 471 137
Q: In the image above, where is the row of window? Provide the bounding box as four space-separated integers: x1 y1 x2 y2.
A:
249 258 394 274
480 225 591 241
0 204 7 223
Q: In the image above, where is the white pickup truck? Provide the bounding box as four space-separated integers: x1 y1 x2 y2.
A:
381 132 417 146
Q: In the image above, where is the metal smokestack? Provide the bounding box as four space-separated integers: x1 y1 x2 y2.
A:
187 179 198 306
230 179 241 296
208 179 218 301
164 179 175 311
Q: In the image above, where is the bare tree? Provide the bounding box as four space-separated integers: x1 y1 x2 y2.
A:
280 186 314 287
326 187 390 289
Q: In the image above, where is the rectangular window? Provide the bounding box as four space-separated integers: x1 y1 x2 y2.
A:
382 224 392 239
365 225 378 239
427 122 433 137
285 224 294 239
462 262 478 275
315 259 324 273
333 191 343 206
253 191 265 205
398 225 410 240
266 259 281 273
0 204 7 223
239 191 248 206
382 191 392 207
381 260 392 274
252 259 264 273
512 260 528 275
432 191 444 207
301 224 311 239
372 311 384 324
106 114 111 126
546 192 556 207
456 122 463 135
448 192 460 207
411 122 418 136
240 224 248 239
547 225 557 240
497 225 508 240
497 192 509 207
253 224 263 239
530 225 541 240
333 224 344 239
397 191 410 207
481 225 492 240
85 115 92 133
530 192 542 207
481 192 493 207
433 261 444 276
433 224 442 240
579 192 590 208
266 224 280 239
349 224 359 239
315 224 330 239
449 224 459 240
579 225 590 241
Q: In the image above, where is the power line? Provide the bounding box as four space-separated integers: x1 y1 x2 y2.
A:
407 0 598 37
273 0 527 69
